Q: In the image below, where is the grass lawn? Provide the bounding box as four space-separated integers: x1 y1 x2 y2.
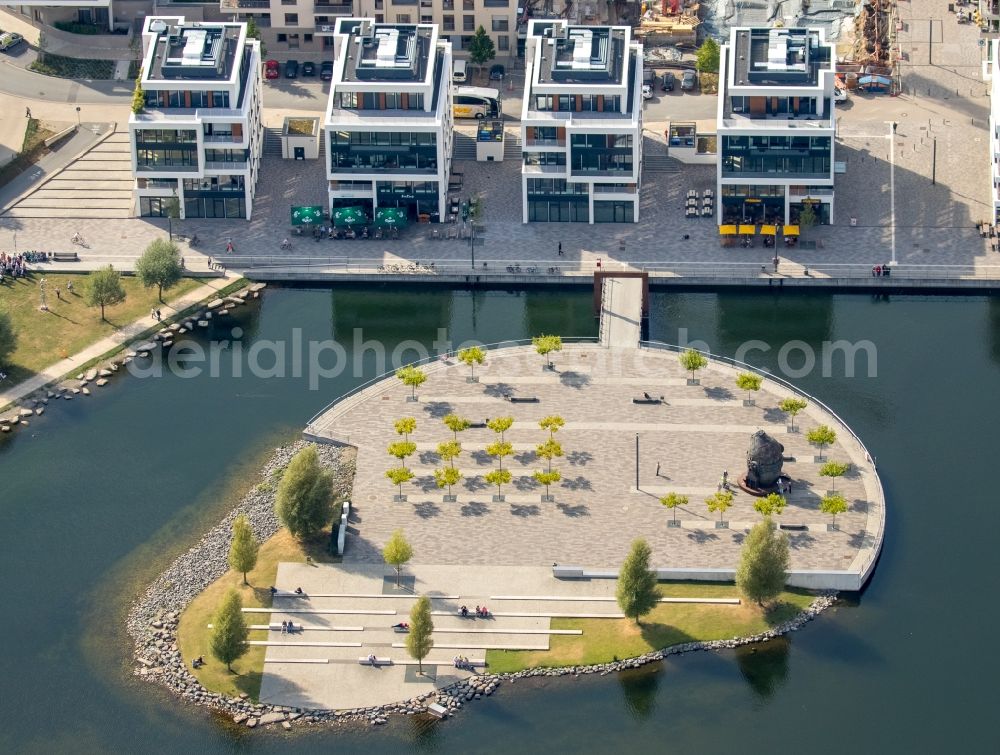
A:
29 53 115 79
0 273 202 386
177 522 341 701
485 583 815 674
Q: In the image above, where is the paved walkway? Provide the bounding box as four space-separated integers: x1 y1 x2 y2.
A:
599 276 643 349
305 344 885 586
0 273 236 411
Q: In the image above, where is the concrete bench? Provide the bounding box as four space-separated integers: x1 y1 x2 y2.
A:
779 523 809 531
508 396 539 403
51 251 79 262
358 656 393 667
268 623 303 633
427 703 449 718
632 397 662 405
469 422 488 428
553 565 585 579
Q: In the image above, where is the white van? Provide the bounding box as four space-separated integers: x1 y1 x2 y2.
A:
452 59 467 84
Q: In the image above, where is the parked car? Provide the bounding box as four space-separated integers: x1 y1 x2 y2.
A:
320 61 334 81
661 71 675 92
489 63 505 80
264 59 280 79
284 59 299 79
681 70 697 91
0 32 24 52
301 61 316 77
642 84 653 100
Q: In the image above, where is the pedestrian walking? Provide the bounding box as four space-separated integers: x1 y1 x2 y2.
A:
722 470 729 489
151 308 156 321
25 107 31 119
66 280 73 293
656 462 660 477
773 256 779 272
226 238 234 254
156 308 162 321
558 241 563 257
55 287 61 301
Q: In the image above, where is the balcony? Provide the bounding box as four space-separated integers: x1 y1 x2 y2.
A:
205 161 249 171
522 163 566 175
136 164 198 173
203 134 241 143
523 137 566 148
315 1 355 12
594 184 637 195
220 0 271 10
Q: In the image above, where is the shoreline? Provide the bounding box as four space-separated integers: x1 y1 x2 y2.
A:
126 440 838 730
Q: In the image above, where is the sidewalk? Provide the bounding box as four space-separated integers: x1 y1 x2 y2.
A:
0 10 135 61
0 272 238 411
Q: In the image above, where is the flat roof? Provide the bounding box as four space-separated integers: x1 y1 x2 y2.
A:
146 21 243 81
731 28 831 88
535 26 629 86
338 21 433 83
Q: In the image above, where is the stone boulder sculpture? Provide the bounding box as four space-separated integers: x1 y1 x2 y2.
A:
746 430 784 489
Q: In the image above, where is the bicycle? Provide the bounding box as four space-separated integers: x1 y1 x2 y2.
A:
70 233 87 247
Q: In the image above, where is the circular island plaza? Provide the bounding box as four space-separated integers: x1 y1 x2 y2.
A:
259 342 884 711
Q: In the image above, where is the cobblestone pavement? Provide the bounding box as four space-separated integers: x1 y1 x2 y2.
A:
1 0 995 280
307 345 883 577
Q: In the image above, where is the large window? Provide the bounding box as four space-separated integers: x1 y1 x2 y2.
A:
443 15 455 31
181 196 247 219
136 148 198 170
569 133 634 174
284 13 299 25
528 200 588 222
526 179 586 195
134 129 196 145
336 91 425 110
523 152 566 166
464 15 475 31
721 135 832 177
492 16 508 31
593 200 634 223
498 35 509 51
330 131 436 147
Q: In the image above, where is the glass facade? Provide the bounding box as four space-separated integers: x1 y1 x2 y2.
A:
593 200 634 223
721 135 831 178
329 131 438 173
533 94 621 112
527 200 588 222
136 147 198 170
569 134 634 175
335 91 425 110
523 152 566 166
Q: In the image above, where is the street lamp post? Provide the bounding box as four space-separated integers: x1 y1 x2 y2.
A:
75 106 81 126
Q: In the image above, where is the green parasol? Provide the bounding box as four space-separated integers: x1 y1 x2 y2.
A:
331 206 368 227
290 206 324 226
374 207 408 228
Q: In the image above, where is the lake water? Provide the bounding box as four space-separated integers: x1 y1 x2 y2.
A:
0 286 996 753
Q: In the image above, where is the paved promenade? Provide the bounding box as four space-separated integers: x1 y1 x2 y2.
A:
306 343 884 587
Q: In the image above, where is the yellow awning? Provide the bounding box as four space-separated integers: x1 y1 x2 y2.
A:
761 224 777 236
719 225 738 235
738 224 756 235
784 225 800 236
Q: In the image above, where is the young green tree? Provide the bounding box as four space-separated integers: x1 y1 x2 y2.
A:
736 519 789 607
135 238 182 302
485 468 512 498
695 38 720 73
434 466 463 497
615 538 659 626
227 514 259 585
705 490 734 524
274 446 334 539
468 25 496 76
486 415 514 441
754 492 786 518
536 438 564 472
798 203 817 233
820 493 849 529
443 413 471 440
396 365 427 400
437 439 462 468
85 265 126 321
246 16 267 56
210 589 249 672
660 492 689 525
387 440 417 462
0 310 16 364
457 346 486 380
807 425 837 461
533 469 561 499
539 415 565 439
735 371 763 404
486 440 513 470
131 73 145 114
533 334 563 368
394 416 417 441
386 466 414 498
406 594 434 674
819 461 850 493
383 529 413 587
779 397 808 431
679 348 708 381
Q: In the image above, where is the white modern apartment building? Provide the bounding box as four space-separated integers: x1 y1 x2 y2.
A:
220 0 516 57
716 26 837 226
519 19 643 223
324 17 453 220
988 38 1000 224
129 15 264 219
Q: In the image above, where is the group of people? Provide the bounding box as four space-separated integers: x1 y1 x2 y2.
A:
192 655 206 669
268 586 305 596
0 252 28 281
391 622 411 632
776 478 793 495
459 605 490 618
453 656 474 670
150 308 163 321
279 621 298 634
871 264 891 277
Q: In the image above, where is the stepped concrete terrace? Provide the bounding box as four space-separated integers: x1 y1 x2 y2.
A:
305 342 885 591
